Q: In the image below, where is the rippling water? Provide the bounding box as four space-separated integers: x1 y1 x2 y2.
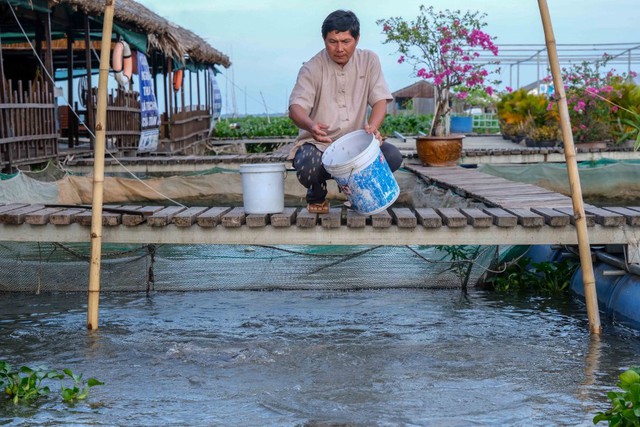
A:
1 289 638 426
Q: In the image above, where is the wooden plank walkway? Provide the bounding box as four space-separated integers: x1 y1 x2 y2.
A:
63 137 640 174
1 202 639 247
405 163 577 208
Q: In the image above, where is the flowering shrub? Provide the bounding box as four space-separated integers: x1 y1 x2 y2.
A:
547 57 638 143
378 6 500 137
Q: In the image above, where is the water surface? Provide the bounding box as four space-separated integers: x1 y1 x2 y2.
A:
1 289 638 426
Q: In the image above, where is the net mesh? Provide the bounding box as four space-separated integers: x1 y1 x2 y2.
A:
0 242 499 292
0 165 499 293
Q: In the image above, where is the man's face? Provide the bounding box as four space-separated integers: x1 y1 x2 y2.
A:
324 30 359 66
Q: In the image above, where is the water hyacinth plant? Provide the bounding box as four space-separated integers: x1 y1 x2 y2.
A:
593 367 640 425
378 6 500 137
0 360 103 404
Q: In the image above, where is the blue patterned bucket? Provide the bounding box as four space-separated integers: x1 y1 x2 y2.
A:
322 130 399 215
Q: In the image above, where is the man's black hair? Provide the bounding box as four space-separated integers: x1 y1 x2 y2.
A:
321 10 360 39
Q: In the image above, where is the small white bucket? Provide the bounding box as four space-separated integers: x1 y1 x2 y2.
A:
239 163 286 214
322 130 399 215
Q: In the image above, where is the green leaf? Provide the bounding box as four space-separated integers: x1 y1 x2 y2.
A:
620 369 640 387
87 378 104 387
61 388 75 402
593 412 608 424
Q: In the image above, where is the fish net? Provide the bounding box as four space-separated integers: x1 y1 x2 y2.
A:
0 165 499 292
0 242 499 292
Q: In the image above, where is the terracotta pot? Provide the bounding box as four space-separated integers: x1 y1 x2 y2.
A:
416 134 464 167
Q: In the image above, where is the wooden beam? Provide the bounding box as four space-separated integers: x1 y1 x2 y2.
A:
0 222 635 247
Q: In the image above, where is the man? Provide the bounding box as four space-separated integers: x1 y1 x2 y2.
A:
288 10 402 214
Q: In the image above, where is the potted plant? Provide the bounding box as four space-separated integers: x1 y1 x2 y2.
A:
527 125 561 148
378 6 499 166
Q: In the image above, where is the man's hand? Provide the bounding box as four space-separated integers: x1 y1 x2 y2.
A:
311 122 332 143
365 124 383 146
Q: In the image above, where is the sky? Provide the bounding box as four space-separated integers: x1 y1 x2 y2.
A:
137 0 639 116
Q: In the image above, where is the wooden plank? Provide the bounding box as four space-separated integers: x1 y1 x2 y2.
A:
196 207 232 228
482 208 517 228
173 207 210 227
25 207 65 225
603 207 640 226
148 206 187 227
554 207 595 227
415 208 442 228
122 206 164 226
296 208 317 228
496 198 574 209
1 204 46 225
391 208 417 229
246 213 269 228
436 208 467 228
460 208 492 228
531 207 571 227
371 210 392 228
74 205 123 227
0 203 29 215
346 210 367 228
320 207 342 229
505 208 545 227
270 208 297 228
583 206 626 227
221 207 246 228
49 208 87 225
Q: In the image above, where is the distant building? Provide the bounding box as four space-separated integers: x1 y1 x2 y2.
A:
521 79 553 96
390 81 435 116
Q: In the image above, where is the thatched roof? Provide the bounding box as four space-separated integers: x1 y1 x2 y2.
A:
48 0 231 68
392 80 434 98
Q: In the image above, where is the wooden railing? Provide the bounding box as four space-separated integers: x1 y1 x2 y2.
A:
160 107 211 155
0 80 57 172
91 88 141 154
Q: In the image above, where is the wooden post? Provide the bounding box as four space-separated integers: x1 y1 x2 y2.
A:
538 0 601 334
0 24 6 103
66 30 74 148
196 70 201 108
43 11 54 85
84 14 95 149
87 0 115 330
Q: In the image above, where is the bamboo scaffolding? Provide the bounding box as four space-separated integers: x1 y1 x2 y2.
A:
87 0 115 330
537 0 601 334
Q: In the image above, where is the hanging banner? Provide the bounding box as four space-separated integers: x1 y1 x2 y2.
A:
208 68 222 136
137 51 160 152
209 68 222 120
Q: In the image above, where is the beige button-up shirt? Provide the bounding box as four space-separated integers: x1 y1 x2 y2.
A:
287 48 392 160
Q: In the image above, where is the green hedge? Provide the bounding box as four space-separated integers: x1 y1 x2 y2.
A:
211 114 434 139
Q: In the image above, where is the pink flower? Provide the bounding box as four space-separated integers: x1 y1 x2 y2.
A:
397 55 405 64
485 86 493 96
506 86 513 93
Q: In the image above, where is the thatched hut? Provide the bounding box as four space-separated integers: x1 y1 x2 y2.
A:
0 0 231 171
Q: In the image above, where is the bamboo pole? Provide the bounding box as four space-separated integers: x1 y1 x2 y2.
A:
537 0 601 334
87 0 115 330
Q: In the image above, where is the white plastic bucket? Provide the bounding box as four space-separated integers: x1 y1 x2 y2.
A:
239 163 286 214
322 130 399 215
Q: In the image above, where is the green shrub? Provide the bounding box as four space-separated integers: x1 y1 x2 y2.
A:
380 114 434 136
484 256 579 295
0 360 103 405
594 367 640 426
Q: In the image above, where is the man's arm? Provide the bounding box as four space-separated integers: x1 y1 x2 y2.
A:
365 99 389 144
289 104 332 143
